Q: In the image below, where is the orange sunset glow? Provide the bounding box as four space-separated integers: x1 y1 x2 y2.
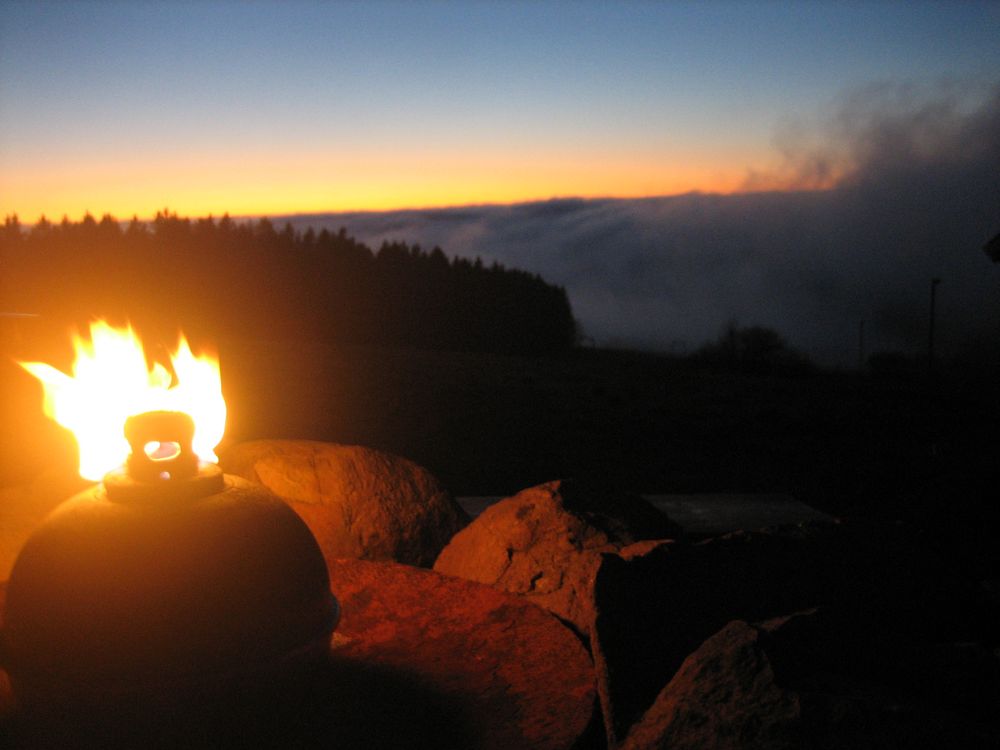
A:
5 148 755 222
3 3 997 223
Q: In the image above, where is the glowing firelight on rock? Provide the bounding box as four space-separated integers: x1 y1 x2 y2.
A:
19 320 226 481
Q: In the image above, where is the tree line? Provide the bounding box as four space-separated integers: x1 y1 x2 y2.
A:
0 212 577 354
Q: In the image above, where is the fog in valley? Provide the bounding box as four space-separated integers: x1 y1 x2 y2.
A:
282 84 1000 366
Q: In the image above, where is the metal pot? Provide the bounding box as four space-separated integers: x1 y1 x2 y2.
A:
0 412 338 737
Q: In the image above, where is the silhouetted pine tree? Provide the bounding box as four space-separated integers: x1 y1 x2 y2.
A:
0 212 577 354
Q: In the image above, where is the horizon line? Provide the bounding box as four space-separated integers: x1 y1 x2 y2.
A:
5 185 832 227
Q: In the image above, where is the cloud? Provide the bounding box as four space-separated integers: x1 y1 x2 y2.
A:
280 82 1000 366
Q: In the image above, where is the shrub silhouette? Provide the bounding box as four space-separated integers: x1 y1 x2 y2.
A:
695 321 814 375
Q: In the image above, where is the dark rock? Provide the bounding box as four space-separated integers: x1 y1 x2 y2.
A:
589 524 842 745
589 519 1000 746
619 620 800 750
622 610 1000 750
433 479 681 634
220 440 467 567
759 608 1000 736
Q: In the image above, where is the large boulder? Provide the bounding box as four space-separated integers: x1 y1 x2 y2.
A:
220 440 467 567
620 620 800 750
590 521 1000 747
325 559 597 750
433 479 680 635
621 609 1000 750
589 523 845 746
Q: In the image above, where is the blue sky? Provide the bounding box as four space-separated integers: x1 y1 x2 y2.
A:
2 0 998 218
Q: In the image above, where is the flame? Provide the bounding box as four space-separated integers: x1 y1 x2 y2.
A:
19 320 226 481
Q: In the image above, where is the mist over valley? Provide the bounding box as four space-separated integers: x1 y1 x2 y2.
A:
280 85 1000 367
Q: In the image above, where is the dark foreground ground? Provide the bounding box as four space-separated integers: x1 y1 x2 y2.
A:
3 333 999 577
3 332 1000 748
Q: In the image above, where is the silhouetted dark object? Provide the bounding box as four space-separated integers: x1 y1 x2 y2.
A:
0 212 577 355
928 277 941 376
0 411 338 745
984 232 1000 263
694 322 814 375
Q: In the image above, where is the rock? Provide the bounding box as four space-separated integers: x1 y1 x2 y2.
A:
0 565 597 750
433 479 681 634
325 558 597 750
593 519 1000 747
220 440 467 567
439 499 998 748
622 609 1000 750
619 620 800 750
589 523 845 746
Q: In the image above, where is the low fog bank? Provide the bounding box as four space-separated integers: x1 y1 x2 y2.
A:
281 84 1000 367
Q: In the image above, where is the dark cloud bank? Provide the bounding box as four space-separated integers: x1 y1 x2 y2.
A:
280 84 1000 367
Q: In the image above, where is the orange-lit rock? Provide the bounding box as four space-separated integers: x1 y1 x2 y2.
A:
220 440 467 567
1 565 597 750
325 558 596 750
433 479 680 635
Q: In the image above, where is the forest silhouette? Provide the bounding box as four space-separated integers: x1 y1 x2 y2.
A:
0 211 577 355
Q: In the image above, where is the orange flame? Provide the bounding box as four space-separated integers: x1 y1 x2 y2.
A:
19 321 226 481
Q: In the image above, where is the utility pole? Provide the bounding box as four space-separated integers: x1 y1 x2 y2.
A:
928 278 941 376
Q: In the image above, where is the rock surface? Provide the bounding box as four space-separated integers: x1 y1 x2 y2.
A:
592 521 1000 748
620 620 800 750
220 440 467 567
325 558 597 750
0 563 596 750
433 479 680 634
589 522 850 746
622 609 1000 750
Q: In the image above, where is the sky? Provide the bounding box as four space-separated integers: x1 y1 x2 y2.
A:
281 83 1000 364
2 0 999 220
